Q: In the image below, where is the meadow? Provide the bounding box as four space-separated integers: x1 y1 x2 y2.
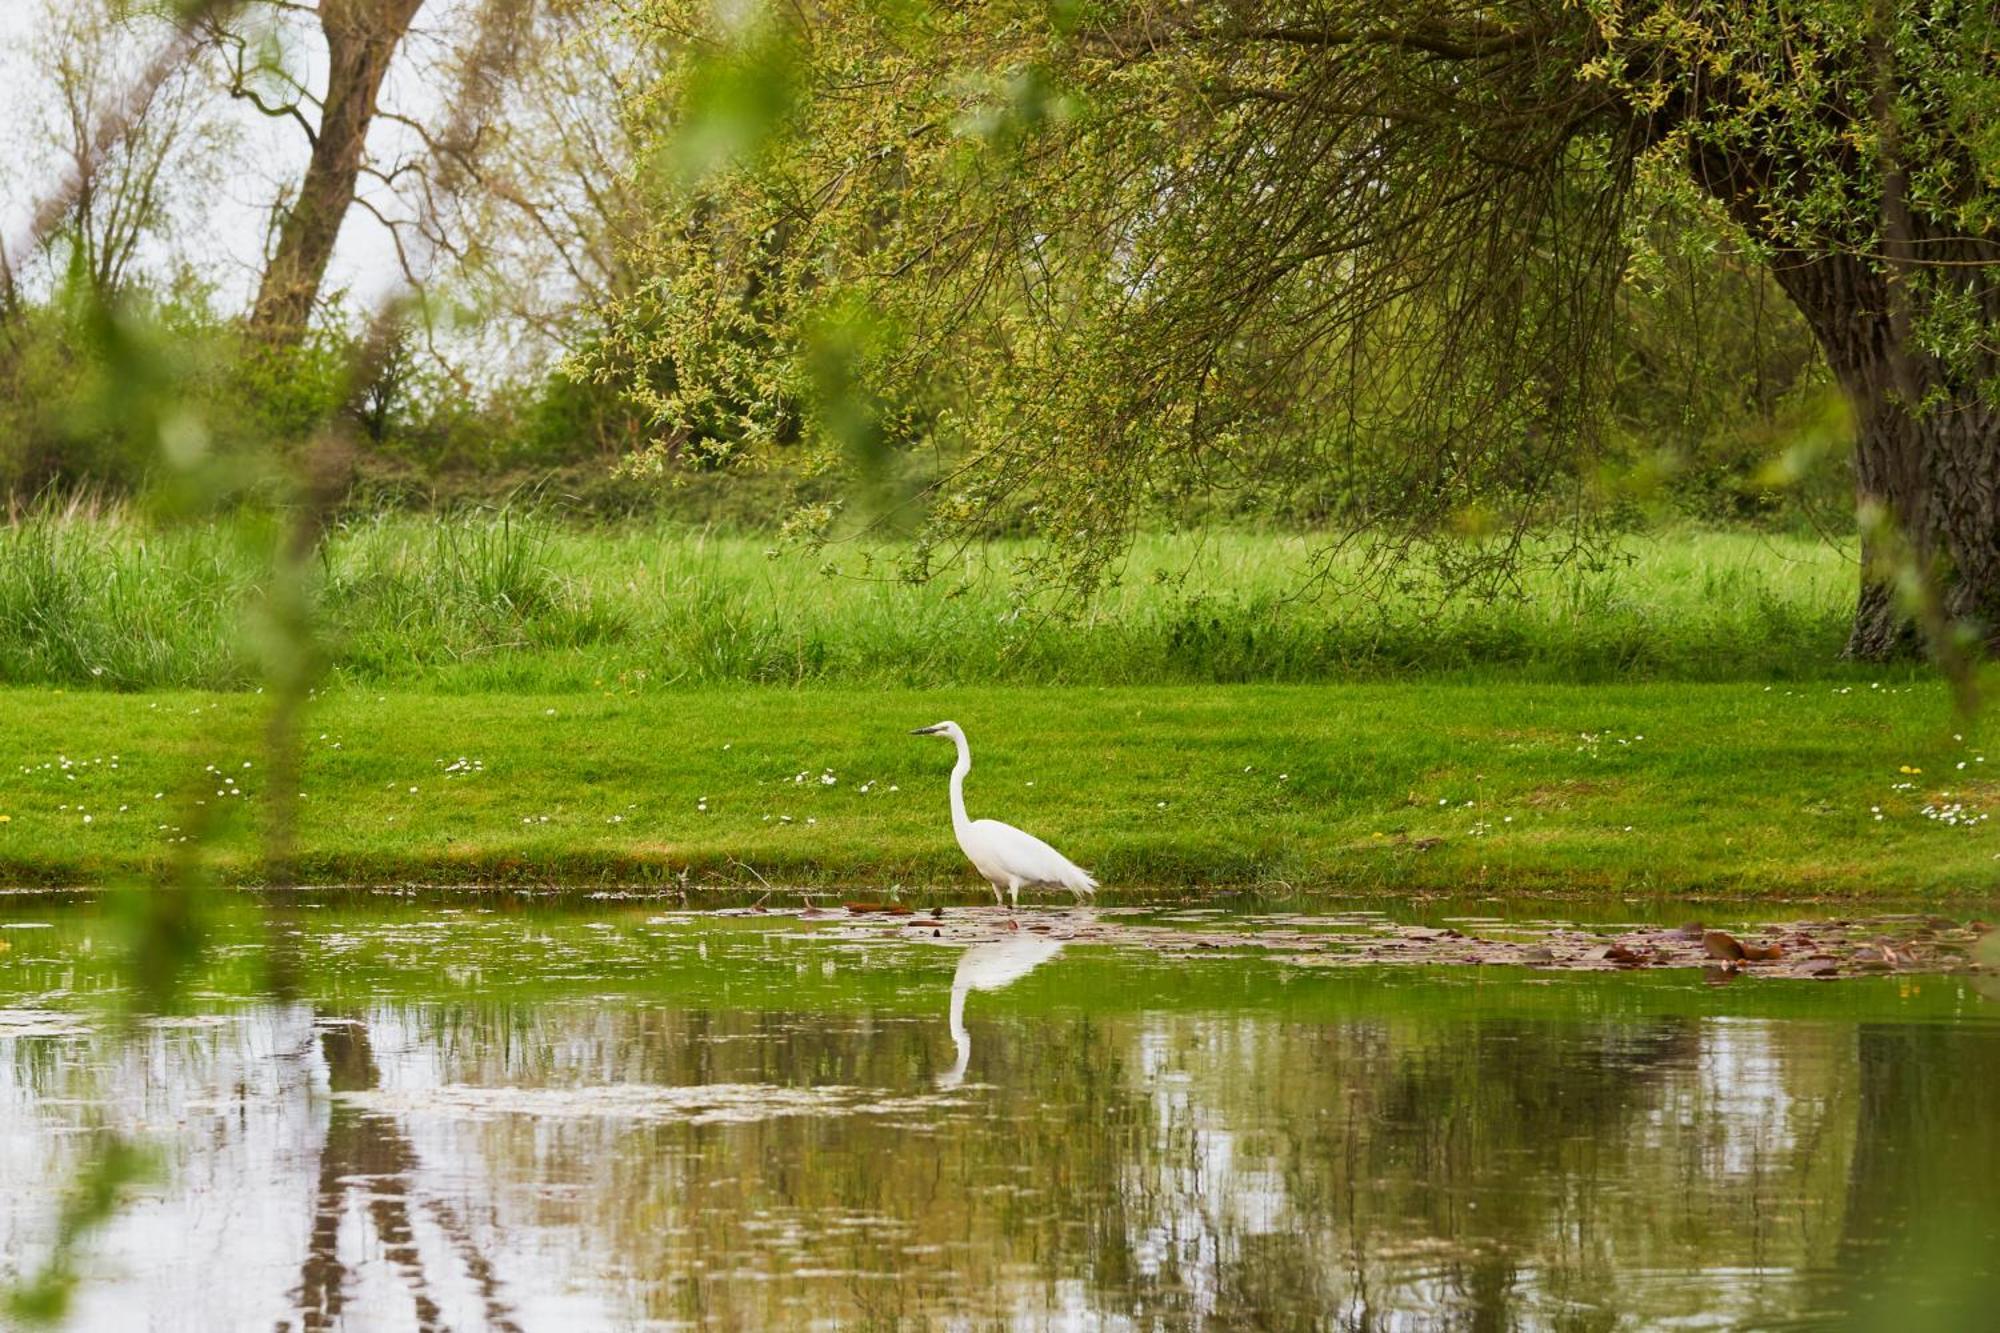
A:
0 503 1863 691
3 506 1984 898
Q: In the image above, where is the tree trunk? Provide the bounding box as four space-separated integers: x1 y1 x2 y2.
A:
1758 248 2000 660
248 0 425 346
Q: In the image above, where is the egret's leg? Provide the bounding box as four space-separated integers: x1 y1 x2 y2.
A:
989 880 1004 907
1008 881 1020 910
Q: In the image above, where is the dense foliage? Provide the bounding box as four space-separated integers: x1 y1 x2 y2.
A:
593 0 1996 650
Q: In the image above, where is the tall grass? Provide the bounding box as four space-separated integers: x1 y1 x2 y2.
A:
0 503 1861 690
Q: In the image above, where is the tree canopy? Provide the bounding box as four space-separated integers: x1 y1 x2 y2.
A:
596 0 2000 656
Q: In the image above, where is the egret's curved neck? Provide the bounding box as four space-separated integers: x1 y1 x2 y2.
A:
947 732 972 838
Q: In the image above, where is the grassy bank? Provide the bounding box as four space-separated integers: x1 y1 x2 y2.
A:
0 508 1865 690
0 682 1989 897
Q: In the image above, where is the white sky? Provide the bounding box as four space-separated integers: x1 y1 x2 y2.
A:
0 0 467 315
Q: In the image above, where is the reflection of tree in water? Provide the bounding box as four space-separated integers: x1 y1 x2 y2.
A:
1823 1022 2000 1325
1129 1015 1838 1330
374 998 1883 1329
281 1012 522 1333
210 987 1989 1329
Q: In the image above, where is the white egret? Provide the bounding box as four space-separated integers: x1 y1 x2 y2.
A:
938 933 1066 1088
910 721 1098 907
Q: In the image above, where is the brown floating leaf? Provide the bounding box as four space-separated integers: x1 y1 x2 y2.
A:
844 902 913 915
1602 944 1646 967
1703 931 1747 961
1740 941 1784 962
1797 959 1840 979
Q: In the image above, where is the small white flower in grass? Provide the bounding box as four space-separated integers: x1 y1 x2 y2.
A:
806 817 817 826
1503 816 1514 823
1157 801 1167 809
544 708 555 716
409 787 418 794
82 815 92 824
888 785 899 793
780 815 793 824
1278 774 1288 782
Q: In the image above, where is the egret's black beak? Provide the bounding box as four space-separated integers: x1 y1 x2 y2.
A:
910 725 942 735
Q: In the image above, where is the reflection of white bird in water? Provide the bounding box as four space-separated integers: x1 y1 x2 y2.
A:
910 721 1097 907
938 934 1065 1088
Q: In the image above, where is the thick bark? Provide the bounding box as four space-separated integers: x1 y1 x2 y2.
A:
1765 247 2000 659
248 0 425 345
1683 112 2000 661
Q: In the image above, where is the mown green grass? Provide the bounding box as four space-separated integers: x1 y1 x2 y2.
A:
0 507 1862 689
0 681 1988 897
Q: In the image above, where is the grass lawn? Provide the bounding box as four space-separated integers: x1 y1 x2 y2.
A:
0 681 1990 898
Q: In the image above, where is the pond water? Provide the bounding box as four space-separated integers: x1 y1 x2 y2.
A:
2 894 1997 1330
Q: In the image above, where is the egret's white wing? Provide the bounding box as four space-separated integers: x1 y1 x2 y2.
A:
967 819 1097 893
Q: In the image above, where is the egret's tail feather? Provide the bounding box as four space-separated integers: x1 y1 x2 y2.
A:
1063 865 1098 896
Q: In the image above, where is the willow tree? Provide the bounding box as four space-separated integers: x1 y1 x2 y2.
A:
601 0 2000 658
215 0 428 345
